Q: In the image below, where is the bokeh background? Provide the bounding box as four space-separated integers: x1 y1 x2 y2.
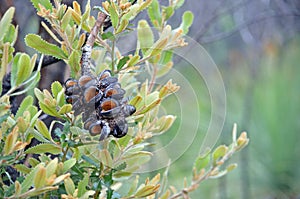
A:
1 0 300 198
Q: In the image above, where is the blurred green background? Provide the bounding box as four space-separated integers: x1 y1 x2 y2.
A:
1 0 300 198
159 38 300 199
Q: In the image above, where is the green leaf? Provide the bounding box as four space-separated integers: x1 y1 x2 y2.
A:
58 104 72 114
212 145 228 165
0 43 10 86
28 129 50 143
159 50 173 65
77 173 89 197
82 0 91 22
45 158 58 178
3 24 17 44
174 0 185 9
39 102 60 117
28 157 40 167
62 158 76 173
117 56 130 70
25 143 61 154
101 32 115 41
21 163 44 193
68 50 81 77
137 0 153 12
180 11 194 34
11 70 41 97
137 20 154 55
163 6 174 21
148 0 161 28
61 8 73 31
25 34 67 59
226 163 237 172
14 164 31 174
34 88 44 102
108 3 119 29
194 149 211 171
64 177 75 195
0 7 15 41
135 184 160 198
146 38 168 57
16 53 32 86
15 96 33 119
10 53 21 87
35 119 52 141
127 55 140 67
116 18 129 34
51 81 63 99
31 0 53 11
56 88 66 107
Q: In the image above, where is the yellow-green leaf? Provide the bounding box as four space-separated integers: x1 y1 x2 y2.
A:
68 50 81 77
51 81 63 99
45 158 58 178
148 0 161 28
109 3 119 29
17 53 33 85
3 126 18 155
35 119 52 140
14 164 31 174
31 0 53 11
180 11 194 34
21 163 44 193
135 184 160 198
137 20 154 55
25 143 61 155
0 43 10 82
15 181 21 196
34 166 47 189
0 7 15 41
62 158 76 173
61 8 73 31
116 18 129 34
25 34 67 59
39 102 60 117
58 104 72 114
64 177 75 195
15 96 33 119
212 145 228 165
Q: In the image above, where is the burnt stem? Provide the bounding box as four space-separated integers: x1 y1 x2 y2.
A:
81 12 107 76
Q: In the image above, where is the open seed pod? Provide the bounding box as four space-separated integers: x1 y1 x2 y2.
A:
64 69 136 140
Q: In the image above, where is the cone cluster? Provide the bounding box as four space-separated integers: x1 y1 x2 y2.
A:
64 70 136 140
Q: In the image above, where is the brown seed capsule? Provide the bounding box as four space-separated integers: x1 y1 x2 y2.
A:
89 121 102 136
98 70 111 80
66 95 80 104
84 117 97 130
84 86 99 103
101 98 119 111
65 78 78 88
101 106 121 119
78 75 94 88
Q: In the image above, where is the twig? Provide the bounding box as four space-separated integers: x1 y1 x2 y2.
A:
81 12 107 76
168 145 239 199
